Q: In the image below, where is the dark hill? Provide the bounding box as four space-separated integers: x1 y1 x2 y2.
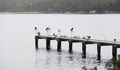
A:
0 0 120 13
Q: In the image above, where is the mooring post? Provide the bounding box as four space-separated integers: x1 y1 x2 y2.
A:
46 38 50 50
82 42 86 59
69 40 73 53
112 45 117 61
97 43 101 61
35 36 38 49
57 39 61 52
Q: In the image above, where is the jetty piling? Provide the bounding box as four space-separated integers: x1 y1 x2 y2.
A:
97 43 101 61
82 42 86 59
46 38 51 50
112 45 117 61
35 36 38 49
69 40 73 53
57 39 61 52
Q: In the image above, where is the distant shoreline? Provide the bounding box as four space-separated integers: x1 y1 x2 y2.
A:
0 11 120 14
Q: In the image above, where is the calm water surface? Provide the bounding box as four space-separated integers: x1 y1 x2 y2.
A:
0 14 120 70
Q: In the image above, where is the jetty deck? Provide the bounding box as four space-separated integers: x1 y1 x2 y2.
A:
35 35 120 61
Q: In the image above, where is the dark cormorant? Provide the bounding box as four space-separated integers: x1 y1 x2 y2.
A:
70 27 74 32
38 32 40 36
34 27 37 30
46 27 51 31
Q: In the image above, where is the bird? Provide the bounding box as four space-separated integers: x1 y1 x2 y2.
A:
70 27 74 32
38 32 40 36
114 39 116 41
87 36 91 39
46 27 51 31
46 27 49 31
34 27 37 30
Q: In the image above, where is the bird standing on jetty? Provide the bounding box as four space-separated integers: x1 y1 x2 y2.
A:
34 27 38 36
70 27 74 37
46 27 50 31
58 29 61 37
38 32 40 36
87 36 91 41
34 27 37 30
114 39 117 43
46 27 51 36
70 27 73 32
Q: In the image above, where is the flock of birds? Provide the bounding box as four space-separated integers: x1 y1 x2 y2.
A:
35 27 73 33
35 27 117 42
34 27 92 40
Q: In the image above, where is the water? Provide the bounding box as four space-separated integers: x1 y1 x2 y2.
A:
0 14 120 70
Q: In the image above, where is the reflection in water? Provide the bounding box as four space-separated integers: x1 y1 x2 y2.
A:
67 55 74 61
34 48 107 70
57 53 62 66
45 51 51 66
56 52 62 70
86 56 97 65
45 55 51 65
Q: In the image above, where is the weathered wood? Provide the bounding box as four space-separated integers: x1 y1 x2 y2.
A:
57 39 61 52
46 38 50 50
97 43 101 61
36 35 120 45
35 37 38 49
35 35 120 61
82 42 86 59
69 41 73 53
112 45 117 61
117 45 120 48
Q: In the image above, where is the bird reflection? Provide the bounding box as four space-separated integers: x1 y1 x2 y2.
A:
67 55 74 61
57 56 62 66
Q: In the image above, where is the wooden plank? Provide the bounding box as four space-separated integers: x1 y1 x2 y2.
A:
36 35 120 45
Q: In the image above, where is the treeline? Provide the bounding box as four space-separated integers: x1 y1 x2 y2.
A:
0 0 120 13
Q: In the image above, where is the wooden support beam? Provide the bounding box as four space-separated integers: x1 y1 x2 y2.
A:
35 37 38 49
82 42 86 59
57 39 61 52
97 43 101 61
117 45 120 48
69 41 73 53
112 45 117 61
46 38 50 50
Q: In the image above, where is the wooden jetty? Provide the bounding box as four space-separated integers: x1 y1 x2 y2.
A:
35 35 120 61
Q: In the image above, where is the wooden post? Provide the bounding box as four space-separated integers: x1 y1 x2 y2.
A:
46 38 50 50
112 45 117 61
82 42 86 59
97 43 101 61
69 41 73 53
35 36 38 49
57 39 61 52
